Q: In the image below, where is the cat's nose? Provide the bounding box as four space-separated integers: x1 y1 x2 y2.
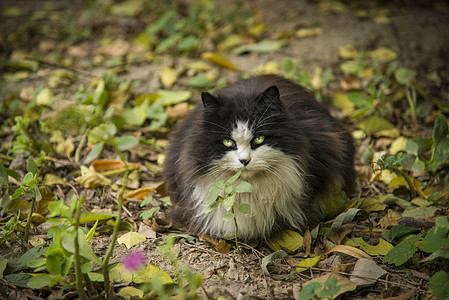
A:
239 158 251 166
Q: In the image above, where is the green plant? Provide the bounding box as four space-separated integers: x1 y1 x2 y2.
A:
383 216 449 299
206 171 254 252
282 57 332 102
298 276 341 300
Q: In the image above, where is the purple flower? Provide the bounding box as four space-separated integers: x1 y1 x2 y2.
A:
123 251 147 272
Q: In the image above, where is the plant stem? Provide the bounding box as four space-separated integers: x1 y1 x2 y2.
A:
74 192 88 300
22 191 37 253
232 209 241 255
393 167 416 198
406 85 417 123
102 168 129 297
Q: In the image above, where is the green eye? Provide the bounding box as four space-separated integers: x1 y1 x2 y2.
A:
222 139 235 147
253 135 265 145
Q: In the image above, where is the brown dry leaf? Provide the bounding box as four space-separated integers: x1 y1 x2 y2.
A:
303 228 312 256
350 258 387 287
96 39 131 57
167 102 189 122
200 52 238 70
379 209 402 228
138 223 157 239
67 42 90 58
36 186 58 216
338 44 359 59
325 245 374 260
302 272 357 298
200 236 231 253
20 86 35 102
124 187 155 200
296 27 323 38
91 159 140 172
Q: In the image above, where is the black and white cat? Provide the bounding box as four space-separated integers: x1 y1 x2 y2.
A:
164 75 355 241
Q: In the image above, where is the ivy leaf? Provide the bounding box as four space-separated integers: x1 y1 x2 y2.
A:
383 234 421 266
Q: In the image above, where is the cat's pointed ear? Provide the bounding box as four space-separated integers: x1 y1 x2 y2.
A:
259 86 281 105
202 92 223 112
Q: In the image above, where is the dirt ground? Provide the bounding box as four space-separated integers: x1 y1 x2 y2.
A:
1 0 449 299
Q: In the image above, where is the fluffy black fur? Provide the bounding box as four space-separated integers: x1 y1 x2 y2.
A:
164 75 355 239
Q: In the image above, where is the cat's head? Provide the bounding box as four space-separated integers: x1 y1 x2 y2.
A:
195 85 305 177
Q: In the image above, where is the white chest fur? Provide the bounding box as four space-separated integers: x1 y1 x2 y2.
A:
192 144 308 240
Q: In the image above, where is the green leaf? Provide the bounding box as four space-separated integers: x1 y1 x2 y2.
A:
4 273 32 288
0 258 8 278
46 254 62 275
430 271 449 300
238 203 251 214
222 213 235 221
331 208 372 232
0 163 9 186
411 157 425 173
346 91 370 107
357 116 395 133
133 264 174 285
383 234 421 266
298 281 322 300
282 57 294 74
79 212 115 223
188 74 215 89
62 229 102 265
389 225 420 239
433 115 449 147
222 194 236 211
18 244 46 267
157 89 192 106
232 39 285 55
27 273 52 289
227 171 241 185
205 200 219 213
123 99 149 126
318 277 340 299
420 225 449 253
84 142 104 163
206 181 223 204
394 68 416 85
114 135 139 151
235 181 254 193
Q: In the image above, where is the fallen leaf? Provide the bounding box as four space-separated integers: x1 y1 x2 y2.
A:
167 102 189 122
338 44 359 59
43 173 66 185
200 52 238 70
117 286 144 300
369 47 397 63
138 223 157 239
325 245 373 260
350 237 394 256
159 66 179 88
117 232 146 250
261 250 288 276
295 256 322 273
296 27 323 39
96 39 131 57
124 187 155 200
350 258 386 287
133 263 174 285
300 272 357 299
36 88 54 106
389 136 408 155
91 159 140 172
266 230 303 252
75 166 111 188
379 209 402 228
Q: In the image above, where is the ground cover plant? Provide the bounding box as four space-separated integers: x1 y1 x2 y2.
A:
1 0 448 299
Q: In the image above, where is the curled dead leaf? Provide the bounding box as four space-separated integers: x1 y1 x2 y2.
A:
325 245 374 260
124 187 155 200
91 159 140 172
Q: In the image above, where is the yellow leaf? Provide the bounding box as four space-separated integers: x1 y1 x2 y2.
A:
43 173 66 185
117 286 144 300
295 256 322 273
56 139 75 157
159 66 179 88
200 52 238 70
133 263 174 285
110 263 133 283
358 195 394 211
266 230 303 252
349 237 394 256
338 44 359 59
326 245 373 260
332 93 355 114
48 69 74 88
36 88 54 106
369 47 397 62
117 232 146 249
75 166 111 188
389 136 408 155
411 197 431 207
124 187 155 200
296 27 323 39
